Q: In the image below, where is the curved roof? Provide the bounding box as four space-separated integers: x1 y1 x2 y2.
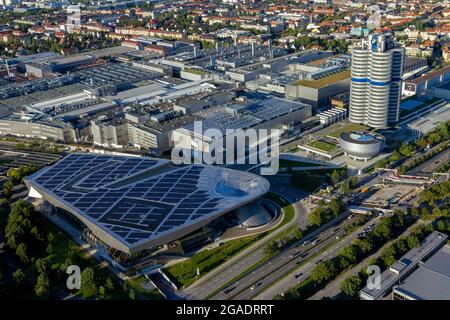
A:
340 131 385 145
25 153 270 253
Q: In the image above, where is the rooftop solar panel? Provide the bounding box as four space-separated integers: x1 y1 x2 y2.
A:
25 153 269 253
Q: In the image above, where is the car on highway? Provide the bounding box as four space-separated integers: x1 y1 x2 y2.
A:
224 287 236 294
312 239 321 245
294 272 303 279
314 259 323 266
300 253 309 259
302 240 311 246
250 282 263 290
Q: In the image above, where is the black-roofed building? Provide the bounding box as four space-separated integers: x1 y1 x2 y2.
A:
24 153 270 259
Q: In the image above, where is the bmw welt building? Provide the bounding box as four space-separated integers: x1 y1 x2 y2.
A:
25 153 270 255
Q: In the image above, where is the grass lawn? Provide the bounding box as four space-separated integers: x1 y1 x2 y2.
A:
164 192 296 290
164 234 262 288
327 123 369 139
127 275 165 300
306 140 340 154
279 159 321 169
263 192 295 225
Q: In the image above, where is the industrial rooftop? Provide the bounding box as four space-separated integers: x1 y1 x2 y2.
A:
25 153 270 253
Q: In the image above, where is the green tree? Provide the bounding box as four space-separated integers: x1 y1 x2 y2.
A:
311 260 336 284
381 246 397 268
98 286 106 299
81 267 98 297
341 275 362 298
35 258 48 274
105 277 115 292
12 268 26 286
331 170 341 185
128 288 136 300
407 236 420 249
35 272 50 298
339 245 359 265
264 241 279 256
16 243 29 263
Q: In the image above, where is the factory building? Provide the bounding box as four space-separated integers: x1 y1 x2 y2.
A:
0 113 77 143
403 65 450 96
360 231 448 300
285 69 350 108
173 96 311 154
90 118 129 148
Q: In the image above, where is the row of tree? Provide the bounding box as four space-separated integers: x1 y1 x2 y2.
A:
264 229 303 257
280 211 412 299
376 121 449 170
2 164 37 199
340 224 433 298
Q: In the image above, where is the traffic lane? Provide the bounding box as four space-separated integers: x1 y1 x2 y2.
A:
230 228 349 300
185 249 266 299
184 200 305 299
193 206 347 300
210 230 337 300
254 214 388 299
209 212 354 300
211 218 353 300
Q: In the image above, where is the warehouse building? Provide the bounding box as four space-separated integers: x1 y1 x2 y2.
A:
0 112 77 142
285 69 351 108
403 65 450 96
392 244 450 300
173 96 311 154
360 231 448 300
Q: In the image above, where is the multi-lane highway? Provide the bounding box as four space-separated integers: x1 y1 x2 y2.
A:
209 212 360 300
254 212 390 300
179 195 306 299
212 218 354 300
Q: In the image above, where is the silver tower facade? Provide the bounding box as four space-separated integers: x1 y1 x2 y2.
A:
349 33 404 129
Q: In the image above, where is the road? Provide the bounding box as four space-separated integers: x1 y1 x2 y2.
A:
407 147 450 176
209 211 365 300
309 219 428 300
179 193 305 299
213 216 355 300
253 212 390 300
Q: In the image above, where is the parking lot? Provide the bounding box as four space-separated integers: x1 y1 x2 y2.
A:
360 184 419 208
